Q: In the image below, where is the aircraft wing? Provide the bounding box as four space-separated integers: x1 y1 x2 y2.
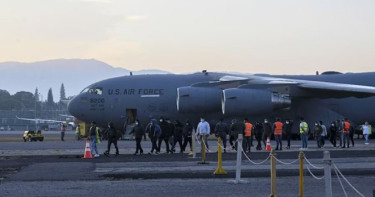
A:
216 75 375 98
16 116 66 123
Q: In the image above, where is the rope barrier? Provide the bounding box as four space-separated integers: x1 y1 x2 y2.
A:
333 163 365 197
239 145 270 165
303 155 324 169
271 155 299 165
305 163 324 180
334 164 348 197
217 139 239 151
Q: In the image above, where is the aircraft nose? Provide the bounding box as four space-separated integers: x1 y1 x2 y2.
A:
68 96 80 118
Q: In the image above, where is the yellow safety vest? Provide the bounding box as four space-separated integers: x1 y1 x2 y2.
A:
96 127 101 143
300 122 308 134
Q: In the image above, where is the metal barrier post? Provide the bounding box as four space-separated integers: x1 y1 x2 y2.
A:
269 149 277 197
323 151 332 197
214 137 227 175
198 135 208 164
235 134 243 183
299 151 304 197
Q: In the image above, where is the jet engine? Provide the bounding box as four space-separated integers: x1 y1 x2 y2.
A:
222 88 291 115
177 87 222 113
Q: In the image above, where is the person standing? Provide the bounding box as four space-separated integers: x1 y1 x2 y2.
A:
337 119 343 148
319 121 327 148
262 119 272 148
147 119 161 154
254 121 263 150
61 124 66 141
362 121 372 145
172 120 183 153
349 125 355 147
89 121 101 157
130 120 144 155
299 118 309 150
283 119 293 149
329 122 337 147
342 118 350 148
230 119 245 151
104 122 119 156
182 120 193 153
243 118 253 152
75 124 81 141
273 118 283 150
197 117 210 149
313 122 323 148
214 118 229 153
158 117 171 154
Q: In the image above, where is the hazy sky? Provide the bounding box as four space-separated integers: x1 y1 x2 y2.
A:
1 0 374 74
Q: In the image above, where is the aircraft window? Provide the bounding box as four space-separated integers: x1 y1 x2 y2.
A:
81 88 89 93
89 88 103 95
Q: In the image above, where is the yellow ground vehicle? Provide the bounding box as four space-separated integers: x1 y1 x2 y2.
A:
23 130 44 142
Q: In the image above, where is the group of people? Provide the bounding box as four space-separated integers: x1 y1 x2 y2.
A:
84 116 372 157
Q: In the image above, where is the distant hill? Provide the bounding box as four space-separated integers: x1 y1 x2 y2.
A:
0 59 170 100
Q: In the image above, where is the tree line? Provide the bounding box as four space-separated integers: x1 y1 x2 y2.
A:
0 83 68 110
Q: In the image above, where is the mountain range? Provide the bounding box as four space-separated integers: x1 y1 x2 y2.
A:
0 59 170 101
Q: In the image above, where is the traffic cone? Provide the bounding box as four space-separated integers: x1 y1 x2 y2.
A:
266 137 272 152
83 139 92 159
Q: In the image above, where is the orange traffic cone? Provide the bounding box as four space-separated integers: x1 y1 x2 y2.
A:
83 139 92 159
266 137 271 152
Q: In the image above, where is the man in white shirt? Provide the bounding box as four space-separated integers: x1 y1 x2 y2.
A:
362 121 372 145
197 117 210 149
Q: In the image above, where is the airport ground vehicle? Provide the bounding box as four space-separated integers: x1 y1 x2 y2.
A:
23 130 44 142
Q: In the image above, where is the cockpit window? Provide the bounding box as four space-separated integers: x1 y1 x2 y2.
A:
81 88 89 93
88 87 103 95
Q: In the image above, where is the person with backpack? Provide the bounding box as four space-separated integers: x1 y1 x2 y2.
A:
130 120 144 155
104 122 119 156
314 121 323 148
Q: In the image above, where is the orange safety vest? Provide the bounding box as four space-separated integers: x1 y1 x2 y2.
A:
274 121 283 135
343 121 350 134
244 122 253 137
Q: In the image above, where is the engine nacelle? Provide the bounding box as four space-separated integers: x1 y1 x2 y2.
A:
222 88 291 116
177 87 222 113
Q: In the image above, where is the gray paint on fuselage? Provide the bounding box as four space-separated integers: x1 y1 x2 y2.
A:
68 72 375 131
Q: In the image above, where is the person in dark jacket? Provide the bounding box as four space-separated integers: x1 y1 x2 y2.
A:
171 120 183 153
182 120 193 153
104 122 119 156
146 119 161 154
230 119 245 151
130 120 144 155
262 119 272 148
254 121 263 150
329 121 337 147
283 119 293 149
158 117 171 154
214 118 229 153
349 125 355 147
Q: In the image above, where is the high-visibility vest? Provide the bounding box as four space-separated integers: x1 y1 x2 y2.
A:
343 121 350 134
244 122 253 137
300 122 308 133
274 121 283 135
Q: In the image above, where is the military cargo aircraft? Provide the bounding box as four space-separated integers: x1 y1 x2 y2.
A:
68 71 375 133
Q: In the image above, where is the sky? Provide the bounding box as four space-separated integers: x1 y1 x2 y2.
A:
0 0 374 74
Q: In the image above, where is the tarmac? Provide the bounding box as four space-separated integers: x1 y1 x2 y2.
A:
0 131 374 196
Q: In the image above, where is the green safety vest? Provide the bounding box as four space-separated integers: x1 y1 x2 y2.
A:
300 122 308 134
